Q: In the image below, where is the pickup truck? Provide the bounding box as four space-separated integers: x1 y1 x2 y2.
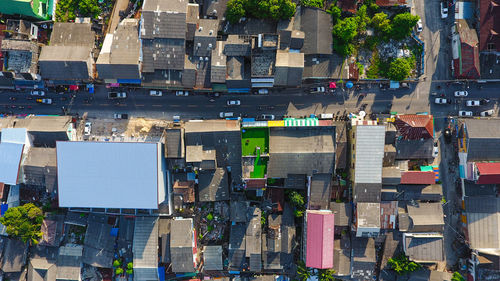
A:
108 92 127 99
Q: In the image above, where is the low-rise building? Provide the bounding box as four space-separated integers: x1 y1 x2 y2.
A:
304 210 334 269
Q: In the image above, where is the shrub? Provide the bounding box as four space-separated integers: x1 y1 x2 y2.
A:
301 0 323 8
0 203 44 244
387 57 413 81
388 254 421 275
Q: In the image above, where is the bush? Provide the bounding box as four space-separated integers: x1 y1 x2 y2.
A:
115 268 124 275
452 272 465 281
363 36 379 50
288 191 304 207
294 209 304 217
355 5 369 33
327 4 342 25
388 254 421 275
127 262 133 270
371 12 391 39
301 0 323 8
113 260 122 268
391 13 420 39
0 203 44 244
387 57 413 81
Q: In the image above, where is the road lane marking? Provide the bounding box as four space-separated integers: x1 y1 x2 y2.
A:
136 104 145 107
99 104 109 106
152 104 162 107
206 105 215 107
295 103 305 106
170 105 181 107
188 105 198 107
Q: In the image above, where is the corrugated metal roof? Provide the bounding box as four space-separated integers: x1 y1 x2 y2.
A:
400 171 436 185
0 142 23 185
354 125 385 184
476 162 500 184
306 210 334 269
465 196 500 254
133 217 159 269
203 246 222 271
394 115 433 140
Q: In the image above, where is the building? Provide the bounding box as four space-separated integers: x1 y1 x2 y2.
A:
83 219 116 268
375 0 411 8
405 203 445 233
403 233 444 263
395 138 434 160
400 171 436 185
305 210 334 269
28 246 58 281
331 202 352 234
198 168 229 201
0 116 74 147
246 206 262 272
56 245 83 281
39 23 95 85
472 162 500 184
0 0 54 20
308 173 332 210
464 196 500 256
170 218 196 273
262 207 295 271
1 39 39 74
96 19 141 84
0 128 29 185
133 217 159 281
355 202 380 237
452 20 480 79
350 125 385 202
56 142 168 214
0 238 28 273
23 147 57 193
203 246 223 271
351 237 376 281
479 0 500 53
394 115 434 140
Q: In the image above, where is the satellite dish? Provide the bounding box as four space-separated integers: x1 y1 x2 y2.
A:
359 111 366 117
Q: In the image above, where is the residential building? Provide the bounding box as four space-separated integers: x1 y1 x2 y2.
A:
97 19 141 84
382 184 443 202
23 147 57 193
274 50 304 87
140 0 188 87
308 173 332 210
304 210 334 269
5 19 38 40
246 206 262 272
0 0 54 20
479 0 500 53
1 38 39 74
331 202 352 234
471 162 500 184
56 245 83 281
198 168 229 201
82 219 116 268
0 238 28 273
394 115 434 140
355 202 380 237
0 116 74 147
452 20 480 79
333 234 351 277
0 128 30 185
375 0 411 8
39 215 64 247
262 206 295 271
351 237 376 281
224 35 252 92
403 203 445 233
400 171 436 185
171 218 196 273
228 224 246 270
28 246 58 281
403 233 445 263
133 217 159 281
251 34 278 88
203 246 223 271
202 0 228 20
464 196 500 256
56 142 169 214
39 23 95 85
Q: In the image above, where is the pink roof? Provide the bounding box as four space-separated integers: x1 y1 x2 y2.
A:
476 162 500 184
400 171 436 185
306 211 334 269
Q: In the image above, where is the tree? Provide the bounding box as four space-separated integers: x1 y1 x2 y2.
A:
296 260 312 281
387 254 421 275
355 5 369 32
126 262 134 275
0 203 44 244
115 267 124 275
332 17 358 56
390 12 420 39
277 0 296 20
78 0 101 19
288 191 305 207
226 0 246 24
452 272 465 281
388 57 413 81
317 269 336 281
326 4 342 25
371 12 391 38
301 0 323 8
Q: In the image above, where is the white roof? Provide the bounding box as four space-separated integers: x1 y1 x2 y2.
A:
1 128 27 144
57 142 160 209
354 125 385 184
0 143 24 185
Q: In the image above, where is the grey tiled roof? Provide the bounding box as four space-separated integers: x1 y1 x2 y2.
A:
143 0 187 13
404 234 444 262
462 119 500 161
299 7 332 55
351 237 376 281
395 139 433 160
224 35 251 56
309 173 332 210
354 125 385 184
141 12 186 40
141 38 185 71
203 246 223 270
331 202 352 227
39 46 92 80
50 23 95 47
165 128 184 158
171 219 195 273
465 196 500 253
198 168 229 202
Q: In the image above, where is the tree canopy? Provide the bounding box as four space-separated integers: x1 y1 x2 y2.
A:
387 57 414 81
0 203 44 244
371 12 391 38
332 17 358 56
388 254 421 275
301 0 324 8
391 13 420 39
451 272 465 281
226 0 296 24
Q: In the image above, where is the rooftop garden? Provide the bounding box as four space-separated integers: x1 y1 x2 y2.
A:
241 128 269 156
250 156 268 178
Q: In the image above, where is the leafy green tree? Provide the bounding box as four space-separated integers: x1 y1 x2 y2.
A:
288 191 305 207
294 209 304 217
452 272 465 281
127 262 133 270
326 4 342 25
388 57 413 81
0 203 44 244
78 0 101 19
317 269 336 281
388 254 421 275
333 17 358 43
226 0 246 24
115 267 124 275
355 5 369 32
113 259 122 267
301 0 323 8
126 268 134 275
390 12 420 39
296 260 312 281
277 0 296 20
371 12 391 38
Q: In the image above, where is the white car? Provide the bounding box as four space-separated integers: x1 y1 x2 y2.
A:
36 98 52 104
310 86 326 93
454 91 468 97
441 2 448 18
480 109 495 117
227 100 241 106
459 111 473 117
434 98 448 104
261 114 275 120
149 90 162 97
416 19 423 33
175 91 189 96
466 100 480 107
433 142 439 157
30 90 45 96
255 89 269 95
84 122 92 135
219 112 234 118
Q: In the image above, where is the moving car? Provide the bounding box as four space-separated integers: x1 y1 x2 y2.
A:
480 109 495 116
113 113 129 119
30 90 45 96
441 2 448 18
416 19 423 33
454 90 468 97
175 91 189 96
84 122 92 135
433 142 439 157
108 92 127 99
219 112 234 118
255 89 269 95
458 111 473 117
434 98 450 104
260 114 275 120
227 100 241 106
149 90 162 97
466 100 480 107
36 98 52 104
310 86 326 93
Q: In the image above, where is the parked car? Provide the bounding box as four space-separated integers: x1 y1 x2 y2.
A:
219 112 234 118
454 90 468 97
416 19 423 33
149 90 162 97
441 2 448 18
480 109 495 116
175 91 189 96
113 113 129 119
458 110 473 117
434 98 450 104
30 90 45 96
433 142 439 157
466 100 480 107
108 92 127 99
36 98 52 104
84 122 92 135
254 89 269 95
227 100 241 106
310 86 326 93
319 113 334 119
260 114 275 120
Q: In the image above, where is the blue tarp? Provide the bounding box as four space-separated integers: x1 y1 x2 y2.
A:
158 267 165 281
346 81 354 88
0 204 7 216
390 81 400 89
110 228 118 237
117 79 141 84
242 118 256 122
227 88 251 93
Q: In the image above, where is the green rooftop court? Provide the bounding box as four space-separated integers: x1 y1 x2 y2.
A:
250 156 268 179
241 128 269 156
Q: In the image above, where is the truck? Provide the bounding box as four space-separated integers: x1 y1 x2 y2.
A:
108 92 127 99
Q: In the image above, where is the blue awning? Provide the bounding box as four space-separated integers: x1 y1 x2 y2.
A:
117 79 141 84
390 81 400 88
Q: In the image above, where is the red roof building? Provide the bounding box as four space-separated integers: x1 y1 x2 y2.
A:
475 162 500 184
394 115 434 140
376 0 409 6
306 210 334 269
337 0 358 13
479 0 500 52
453 20 480 79
400 171 436 185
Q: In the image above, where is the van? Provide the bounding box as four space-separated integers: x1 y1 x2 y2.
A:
319 113 333 119
219 112 234 118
